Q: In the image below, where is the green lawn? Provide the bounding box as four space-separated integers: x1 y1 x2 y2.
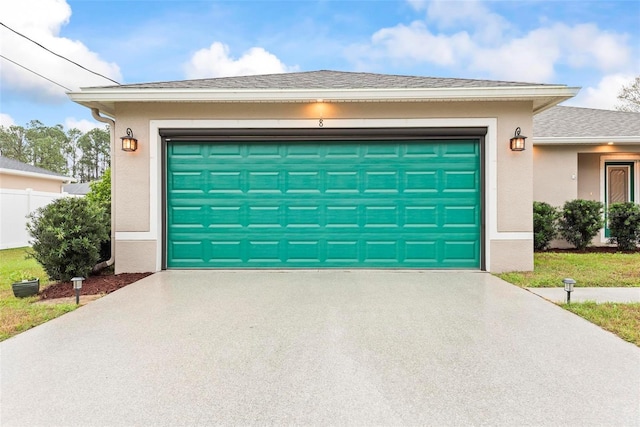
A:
562 302 640 346
497 252 640 288
497 251 640 347
0 247 76 341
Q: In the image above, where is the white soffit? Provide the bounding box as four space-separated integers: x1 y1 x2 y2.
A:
68 86 580 117
534 136 640 145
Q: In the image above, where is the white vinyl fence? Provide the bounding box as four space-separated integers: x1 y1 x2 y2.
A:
0 189 69 250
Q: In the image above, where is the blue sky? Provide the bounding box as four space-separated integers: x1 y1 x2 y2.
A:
1 0 638 132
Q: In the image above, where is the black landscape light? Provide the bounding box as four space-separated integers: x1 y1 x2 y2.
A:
563 278 575 304
71 277 85 305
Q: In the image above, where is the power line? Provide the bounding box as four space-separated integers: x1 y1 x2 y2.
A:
0 54 72 91
0 21 120 85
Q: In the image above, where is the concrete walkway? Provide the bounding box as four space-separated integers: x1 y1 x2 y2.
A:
1 271 639 426
528 287 640 303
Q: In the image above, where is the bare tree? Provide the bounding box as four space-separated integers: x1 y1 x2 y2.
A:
616 76 640 112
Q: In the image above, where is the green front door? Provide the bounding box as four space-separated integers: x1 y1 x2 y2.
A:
166 139 481 268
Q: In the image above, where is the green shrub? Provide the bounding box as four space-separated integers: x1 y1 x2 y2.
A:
608 202 640 251
27 197 109 281
558 199 604 250
533 201 558 251
86 168 111 262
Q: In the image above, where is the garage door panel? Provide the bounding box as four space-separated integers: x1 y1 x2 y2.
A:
170 206 205 228
209 206 243 228
404 206 438 227
248 240 281 261
285 171 321 193
167 139 480 268
171 172 204 193
209 241 243 261
208 145 242 157
364 171 399 193
444 170 478 191
405 171 438 193
364 206 399 227
443 206 480 227
326 171 359 193
169 143 205 158
248 206 282 228
285 145 322 157
404 241 437 262
286 241 320 261
209 172 243 193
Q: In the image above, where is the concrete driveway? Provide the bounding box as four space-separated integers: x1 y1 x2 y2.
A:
1 271 639 426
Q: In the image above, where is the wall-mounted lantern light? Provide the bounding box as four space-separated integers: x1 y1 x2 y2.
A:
71 276 85 305
563 278 575 304
510 127 527 151
121 128 138 152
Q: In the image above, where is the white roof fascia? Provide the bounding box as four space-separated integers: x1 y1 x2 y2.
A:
68 86 580 105
0 168 76 183
534 137 640 145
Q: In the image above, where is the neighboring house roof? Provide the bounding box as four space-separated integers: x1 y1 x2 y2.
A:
0 156 75 182
534 106 640 144
63 182 91 195
69 70 579 116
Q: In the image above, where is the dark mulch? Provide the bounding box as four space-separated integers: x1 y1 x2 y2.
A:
39 273 153 300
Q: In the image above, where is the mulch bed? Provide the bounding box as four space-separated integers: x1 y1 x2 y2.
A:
39 273 152 300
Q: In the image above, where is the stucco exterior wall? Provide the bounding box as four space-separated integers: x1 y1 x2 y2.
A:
490 240 534 273
577 153 601 201
534 145 640 248
110 100 534 273
0 172 65 193
532 146 578 207
114 241 157 273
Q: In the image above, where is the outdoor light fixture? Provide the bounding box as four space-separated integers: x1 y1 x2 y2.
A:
510 127 527 151
71 276 85 305
121 128 138 152
563 278 576 304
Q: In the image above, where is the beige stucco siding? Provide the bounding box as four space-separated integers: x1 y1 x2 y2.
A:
532 146 578 207
111 100 534 273
577 153 601 201
114 240 157 273
534 145 640 248
0 172 65 193
534 146 640 207
490 240 534 273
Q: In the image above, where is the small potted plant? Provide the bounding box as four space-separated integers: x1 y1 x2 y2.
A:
10 271 40 298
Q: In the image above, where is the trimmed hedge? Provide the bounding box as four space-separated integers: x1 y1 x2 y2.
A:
558 199 604 250
533 201 558 251
27 197 109 281
608 202 640 251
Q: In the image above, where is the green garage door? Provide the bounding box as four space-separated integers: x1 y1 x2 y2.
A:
166 140 480 268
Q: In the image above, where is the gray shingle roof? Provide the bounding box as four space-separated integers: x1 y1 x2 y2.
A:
534 106 640 138
63 182 91 195
0 156 70 179
91 70 554 90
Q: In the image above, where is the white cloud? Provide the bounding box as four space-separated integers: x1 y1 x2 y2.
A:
350 1 633 83
0 0 121 102
425 0 510 43
371 22 473 66
564 74 635 110
64 117 103 133
184 42 296 79
0 113 16 127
